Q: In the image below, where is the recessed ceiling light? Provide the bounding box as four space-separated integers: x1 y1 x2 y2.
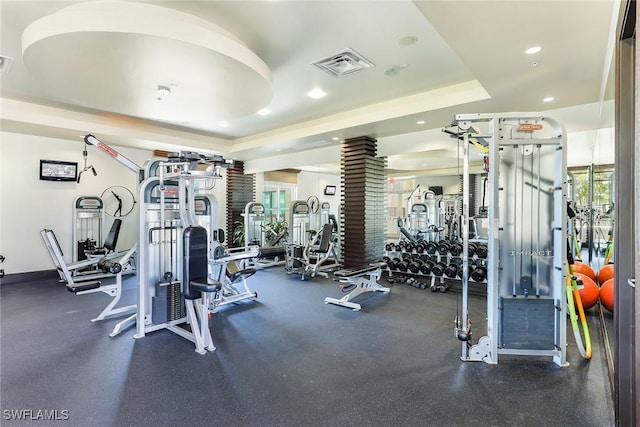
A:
543 96 555 102
218 121 229 127
398 35 418 46
332 137 340 141
417 120 425 125
257 108 270 116
525 46 542 55
307 88 327 99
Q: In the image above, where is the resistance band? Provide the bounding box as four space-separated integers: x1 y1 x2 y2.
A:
566 248 592 360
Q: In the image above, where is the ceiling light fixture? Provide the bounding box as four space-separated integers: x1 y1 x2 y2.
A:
257 108 270 116
417 120 425 125
398 35 418 46
543 96 555 102
218 121 229 127
307 88 327 99
525 46 542 55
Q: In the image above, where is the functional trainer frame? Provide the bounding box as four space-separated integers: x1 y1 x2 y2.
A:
449 113 568 366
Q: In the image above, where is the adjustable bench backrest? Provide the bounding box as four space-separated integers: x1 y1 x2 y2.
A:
317 223 333 253
103 219 122 252
182 226 209 300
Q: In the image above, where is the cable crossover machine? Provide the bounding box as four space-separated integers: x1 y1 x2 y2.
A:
445 113 569 366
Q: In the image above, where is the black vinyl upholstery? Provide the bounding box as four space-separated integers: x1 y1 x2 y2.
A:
183 226 221 300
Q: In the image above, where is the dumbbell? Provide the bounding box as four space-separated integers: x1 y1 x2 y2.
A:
387 257 400 270
457 264 473 279
397 259 410 272
425 241 438 255
449 242 463 256
468 242 477 257
437 240 450 256
475 243 488 259
408 259 423 274
431 261 447 277
444 263 458 278
420 260 434 275
385 243 394 251
471 263 487 282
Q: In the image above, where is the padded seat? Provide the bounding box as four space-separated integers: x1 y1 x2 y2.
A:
86 219 122 257
183 226 222 300
226 260 256 283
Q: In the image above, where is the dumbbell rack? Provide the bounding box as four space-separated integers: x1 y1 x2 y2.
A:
383 239 488 292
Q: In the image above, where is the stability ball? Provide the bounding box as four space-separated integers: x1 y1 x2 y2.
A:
598 264 615 285
573 272 600 310
572 261 596 281
600 278 614 312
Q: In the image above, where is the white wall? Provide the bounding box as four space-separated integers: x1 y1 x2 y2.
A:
0 132 227 275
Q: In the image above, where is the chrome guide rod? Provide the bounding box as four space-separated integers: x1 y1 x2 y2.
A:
513 146 518 296
461 132 470 358
536 145 541 296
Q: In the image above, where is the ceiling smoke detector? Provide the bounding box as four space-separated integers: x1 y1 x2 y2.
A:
312 48 374 78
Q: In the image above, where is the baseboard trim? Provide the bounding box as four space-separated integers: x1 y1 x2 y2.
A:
1 269 59 285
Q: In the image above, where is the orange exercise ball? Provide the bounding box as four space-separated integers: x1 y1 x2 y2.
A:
600 278 615 312
573 272 600 310
598 264 615 285
572 261 596 281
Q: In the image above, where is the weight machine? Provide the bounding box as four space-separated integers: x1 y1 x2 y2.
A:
135 152 259 354
446 113 568 366
243 201 287 269
285 200 339 279
41 228 136 324
72 196 105 262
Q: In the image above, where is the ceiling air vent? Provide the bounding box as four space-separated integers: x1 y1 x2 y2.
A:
0 55 14 73
312 48 374 78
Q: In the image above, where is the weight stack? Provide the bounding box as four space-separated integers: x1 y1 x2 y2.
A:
152 280 184 324
226 161 255 247
340 136 386 268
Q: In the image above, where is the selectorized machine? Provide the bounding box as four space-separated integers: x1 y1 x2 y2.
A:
285 200 340 279
243 201 288 269
134 151 260 354
446 113 568 366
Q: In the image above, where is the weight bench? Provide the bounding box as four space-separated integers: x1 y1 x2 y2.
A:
325 262 390 311
40 229 137 333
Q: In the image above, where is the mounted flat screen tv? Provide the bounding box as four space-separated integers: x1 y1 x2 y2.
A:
324 185 336 196
40 160 78 182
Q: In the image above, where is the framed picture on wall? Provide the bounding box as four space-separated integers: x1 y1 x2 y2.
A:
39 160 78 182
324 185 336 196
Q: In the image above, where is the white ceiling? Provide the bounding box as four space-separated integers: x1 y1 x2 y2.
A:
0 0 618 176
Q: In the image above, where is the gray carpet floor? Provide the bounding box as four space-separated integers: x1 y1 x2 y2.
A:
1 268 614 426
